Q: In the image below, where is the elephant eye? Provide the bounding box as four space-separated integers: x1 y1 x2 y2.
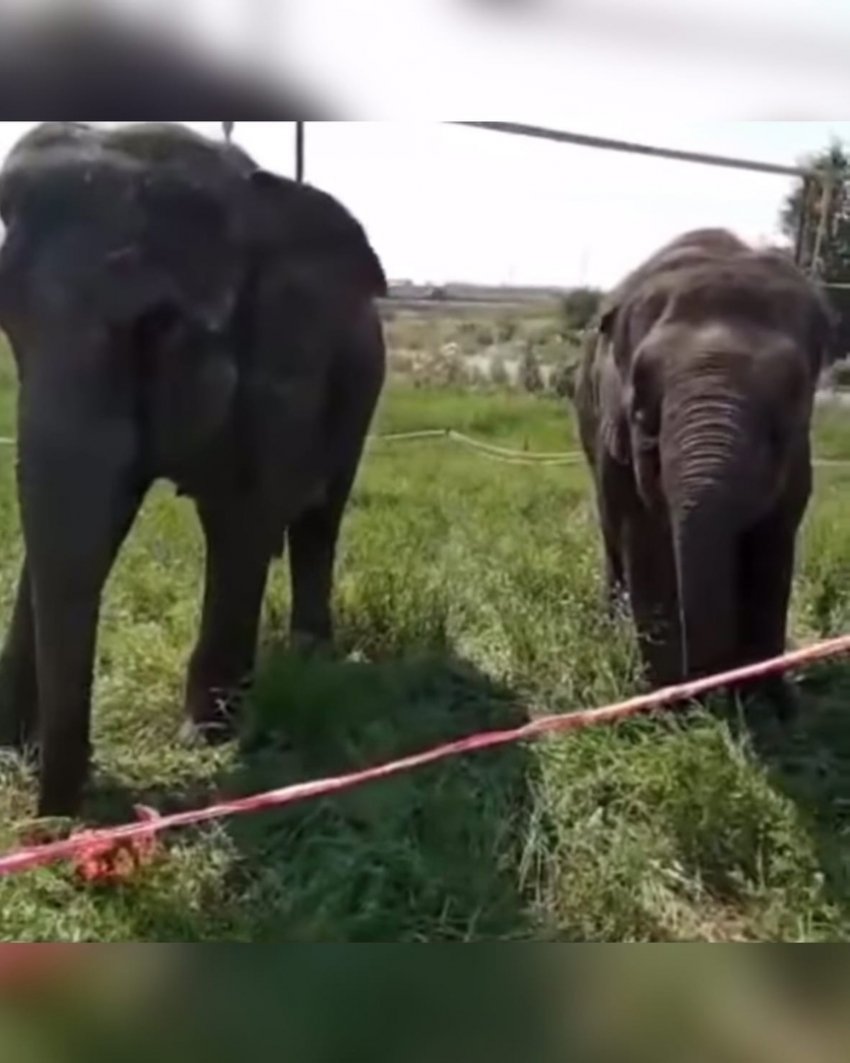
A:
632 408 659 448
628 354 661 439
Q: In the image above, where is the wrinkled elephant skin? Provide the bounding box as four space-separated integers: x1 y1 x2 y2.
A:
0 122 388 817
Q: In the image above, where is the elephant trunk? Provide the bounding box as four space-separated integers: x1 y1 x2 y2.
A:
660 384 768 681
17 390 146 814
133 310 238 480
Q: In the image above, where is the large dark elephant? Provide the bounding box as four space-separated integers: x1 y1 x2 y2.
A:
0 122 387 817
574 228 835 710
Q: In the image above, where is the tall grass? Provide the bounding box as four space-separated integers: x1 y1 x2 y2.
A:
0 376 849 940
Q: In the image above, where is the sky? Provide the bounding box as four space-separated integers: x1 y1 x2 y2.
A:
230 121 850 290
2 120 846 291
2 1 850 288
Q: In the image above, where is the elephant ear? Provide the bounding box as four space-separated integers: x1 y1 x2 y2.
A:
594 301 632 466
243 169 387 299
755 249 840 376
594 282 669 468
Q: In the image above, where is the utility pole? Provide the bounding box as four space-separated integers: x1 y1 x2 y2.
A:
295 122 305 183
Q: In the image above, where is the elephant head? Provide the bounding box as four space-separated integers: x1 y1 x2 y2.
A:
0 122 386 482
593 229 834 680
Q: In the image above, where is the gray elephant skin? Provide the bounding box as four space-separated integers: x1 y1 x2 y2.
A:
0 122 388 817
574 228 835 710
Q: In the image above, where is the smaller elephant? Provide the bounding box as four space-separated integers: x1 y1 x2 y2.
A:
574 228 835 711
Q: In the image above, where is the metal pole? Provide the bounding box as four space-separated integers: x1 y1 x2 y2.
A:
794 175 812 268
295 122 305 183
811 171 836 279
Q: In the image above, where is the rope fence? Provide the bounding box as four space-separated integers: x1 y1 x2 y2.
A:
2 633 850 883
1 429 850 469
368 428 584 466
367 427 850 470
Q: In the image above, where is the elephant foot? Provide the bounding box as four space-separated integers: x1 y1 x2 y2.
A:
761 675 802 724
0 680 37 753
604 590 628 624
37 790 84 821
178 718 237 749
0 716 33 754
290 629 334 658
37 754 90 821
182 677 251 747
735 674 801 726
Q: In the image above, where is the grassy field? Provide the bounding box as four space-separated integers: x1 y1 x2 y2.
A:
2 362 850 940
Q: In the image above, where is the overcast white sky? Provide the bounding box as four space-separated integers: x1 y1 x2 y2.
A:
2 1 850 287
2 120 847 290
229 121 850 289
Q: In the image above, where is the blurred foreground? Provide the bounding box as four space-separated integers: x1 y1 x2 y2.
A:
0 0 846 118
1 947 849 1062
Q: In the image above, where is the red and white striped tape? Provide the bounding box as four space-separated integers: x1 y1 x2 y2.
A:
1 634 848 882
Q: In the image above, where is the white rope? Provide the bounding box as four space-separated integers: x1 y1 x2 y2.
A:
447 430 582 463
0 432 849 469
367 427 582 464
367 429 449 444
369 428 850 470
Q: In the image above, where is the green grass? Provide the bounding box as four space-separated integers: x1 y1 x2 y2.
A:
2 372 850 941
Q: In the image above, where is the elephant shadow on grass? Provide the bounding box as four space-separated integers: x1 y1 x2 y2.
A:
733 662 850 918
91 634 544 943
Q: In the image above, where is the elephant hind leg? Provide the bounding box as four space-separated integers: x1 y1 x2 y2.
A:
183 500 272 741
603 526 626 619
0 561 37 751
287 473 354 652
286 313 383 651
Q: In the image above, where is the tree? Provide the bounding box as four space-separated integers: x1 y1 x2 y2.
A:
780 141 850 359
519 343 544 394
561 287 604 332
551 354 579 400
780 140 850 282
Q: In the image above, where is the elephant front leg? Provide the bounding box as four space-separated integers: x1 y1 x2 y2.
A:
183 501 272 742
622 510 682 689
597 461 627 619
20 436 145 818
603 527 626 620
737 508 802 722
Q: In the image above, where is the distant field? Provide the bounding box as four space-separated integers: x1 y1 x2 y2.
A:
380 296 564 315
2 355 850 939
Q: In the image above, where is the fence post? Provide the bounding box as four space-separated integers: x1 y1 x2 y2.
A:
295 122 305 183
794 174 811 268
810 171 837 281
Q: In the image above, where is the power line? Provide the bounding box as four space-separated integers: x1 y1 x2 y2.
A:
452 121 810 180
